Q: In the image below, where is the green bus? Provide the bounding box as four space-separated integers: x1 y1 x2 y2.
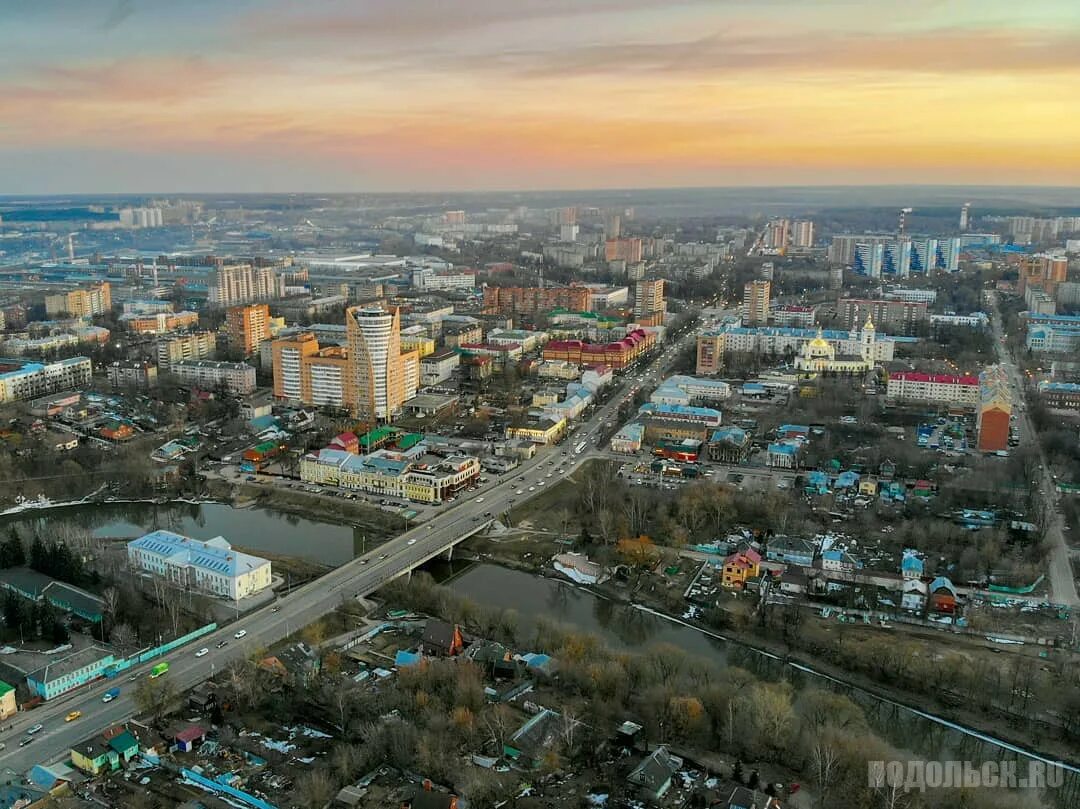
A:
149 662 170 679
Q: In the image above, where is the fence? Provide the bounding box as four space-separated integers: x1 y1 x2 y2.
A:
106 623 218 676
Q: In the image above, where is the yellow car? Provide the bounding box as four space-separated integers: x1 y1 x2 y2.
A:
65 711 82 722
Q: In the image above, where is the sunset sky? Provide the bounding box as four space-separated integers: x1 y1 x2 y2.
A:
2 0 1079 192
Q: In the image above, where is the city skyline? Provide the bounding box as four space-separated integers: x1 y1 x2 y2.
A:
2 0 1079 193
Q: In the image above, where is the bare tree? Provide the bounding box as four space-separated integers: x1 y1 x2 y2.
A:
111 622 138 651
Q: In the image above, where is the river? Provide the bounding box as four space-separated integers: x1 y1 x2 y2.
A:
11 501 1079 803
1 501 367 566
447 564 1080 805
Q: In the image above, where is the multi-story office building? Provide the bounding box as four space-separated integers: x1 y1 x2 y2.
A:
633 279 665 326
695 332 724 375
771 305 815 327
828 234 895 265
44 282 111 318
886 372 979 408
226 304 271 356
420 350 460 386
695 321 902 370
106 360 158 389
207 264 285 308
835 298 928 336
172 360 256 395
1037 381 1080 410
348 305 405 422
0 357 93 403
157 331 216 369
742 280 771 326
128 530 271 602
542 328 656 371
483 286 592 316
884 288 937 304
301 444 480 503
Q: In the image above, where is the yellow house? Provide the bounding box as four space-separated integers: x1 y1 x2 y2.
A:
0 680 16 720
858 476 879 497
721 549 762 589
506 417 567 446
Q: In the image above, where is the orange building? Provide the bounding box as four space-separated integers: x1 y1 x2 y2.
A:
605 238 643 263
226 304 271 356
123 311 199 334
976 365 1012 452
483 286 591 316
542 328 656 371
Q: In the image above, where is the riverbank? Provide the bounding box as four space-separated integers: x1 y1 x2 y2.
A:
461 534 1080 770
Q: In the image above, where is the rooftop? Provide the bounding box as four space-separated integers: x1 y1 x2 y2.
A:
128 530 270 579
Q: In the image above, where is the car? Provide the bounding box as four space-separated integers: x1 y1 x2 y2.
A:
515 489 524 495
19 738 33 747
195 648 209 657
528 486 536 492
216 640 229 648
407 538 417 545
128 674 139 681
234 630 247 639
378 554 388 560
28 723 44 734
474 497 484 503
359 559 369 565
102 687 120 703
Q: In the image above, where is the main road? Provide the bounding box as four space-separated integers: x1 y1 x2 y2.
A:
0 326 703 773
988 291 1079 607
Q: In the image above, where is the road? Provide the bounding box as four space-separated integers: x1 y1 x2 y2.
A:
988 292 1079 607
0 328 702 773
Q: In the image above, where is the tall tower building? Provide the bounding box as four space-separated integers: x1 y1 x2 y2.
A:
347 305 404 423
742 280 771 326
633 279 666 325
790 220 815 248
226 304 271 356
604 212 622 240
960 203 971 231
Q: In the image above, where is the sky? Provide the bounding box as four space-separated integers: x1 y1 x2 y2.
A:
1 0 1079 193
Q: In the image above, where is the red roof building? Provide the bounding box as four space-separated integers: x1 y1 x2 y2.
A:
886 371 980 408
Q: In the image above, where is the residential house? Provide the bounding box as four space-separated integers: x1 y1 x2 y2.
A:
721 549 761 589
27 646 115 701
766 441 800 469
765 536 815 567
174 725 207 753
901 579 928 612
504 708 562 768
929 577 959 614
70 727 139 775
0 680 15 720
879 458 896 479
779 567 809 595
421 620 464 656
627 746 683 801
858 476 879 496
820 548 861 572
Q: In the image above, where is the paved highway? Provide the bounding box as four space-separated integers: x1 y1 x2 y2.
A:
988 292 1079 607
0 327 701 773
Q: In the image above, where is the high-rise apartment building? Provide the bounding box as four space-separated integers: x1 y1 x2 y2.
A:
605 238 643 263
226 304 271 356
742 280 771 326
790 220 815 248
44 282 111 318
483 286 592 316
835 298 928 336
633 279 665 325
208 264 285 308
763 219 790 250
604 212 622 239
347 305 405 423
157 331 216 369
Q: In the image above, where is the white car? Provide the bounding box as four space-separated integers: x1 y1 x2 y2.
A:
234 630 247 639
195 648 209 658
537 481 545 486
407 538 417 545
474 497 484 503
528 486 536 492
515 489 524 495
